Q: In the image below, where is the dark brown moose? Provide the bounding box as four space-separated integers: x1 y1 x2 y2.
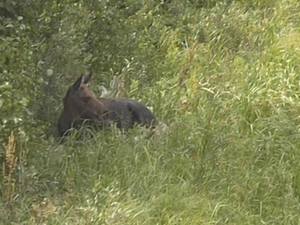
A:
58 72 157 137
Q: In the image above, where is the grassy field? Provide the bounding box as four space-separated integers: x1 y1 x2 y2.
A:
2 1 300 224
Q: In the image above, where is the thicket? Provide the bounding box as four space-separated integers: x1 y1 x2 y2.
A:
0 0 282 148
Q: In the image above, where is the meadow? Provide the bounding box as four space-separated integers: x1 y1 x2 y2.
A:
2 0 300 224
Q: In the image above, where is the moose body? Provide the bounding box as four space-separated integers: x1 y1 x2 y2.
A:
58 72 157 137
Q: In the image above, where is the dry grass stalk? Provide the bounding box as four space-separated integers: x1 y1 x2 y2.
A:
3 131 18 204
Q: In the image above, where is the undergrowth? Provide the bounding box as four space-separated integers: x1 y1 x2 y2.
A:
2 1 300 224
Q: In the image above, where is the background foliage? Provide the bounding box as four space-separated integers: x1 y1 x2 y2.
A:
1 0 300 224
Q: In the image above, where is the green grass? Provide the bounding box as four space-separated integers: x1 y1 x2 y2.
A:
3 113 300 224
2 0 300 224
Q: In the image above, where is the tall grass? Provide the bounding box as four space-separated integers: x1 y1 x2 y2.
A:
2 1 300 224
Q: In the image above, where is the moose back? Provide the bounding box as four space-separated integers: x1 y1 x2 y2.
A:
58 72 157 137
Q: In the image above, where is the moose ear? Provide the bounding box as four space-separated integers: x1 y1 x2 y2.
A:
73 75 84 90
83 71 92 84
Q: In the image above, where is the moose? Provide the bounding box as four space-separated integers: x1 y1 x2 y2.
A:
58 72 157 138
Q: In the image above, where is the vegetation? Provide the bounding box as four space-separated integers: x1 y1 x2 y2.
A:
1 0 300 224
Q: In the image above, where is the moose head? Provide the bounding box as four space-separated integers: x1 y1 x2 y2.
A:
58 72 107 137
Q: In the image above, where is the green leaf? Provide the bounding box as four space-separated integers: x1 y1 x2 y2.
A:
46 69 53 76
5 24 14 28
0 82 12 90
